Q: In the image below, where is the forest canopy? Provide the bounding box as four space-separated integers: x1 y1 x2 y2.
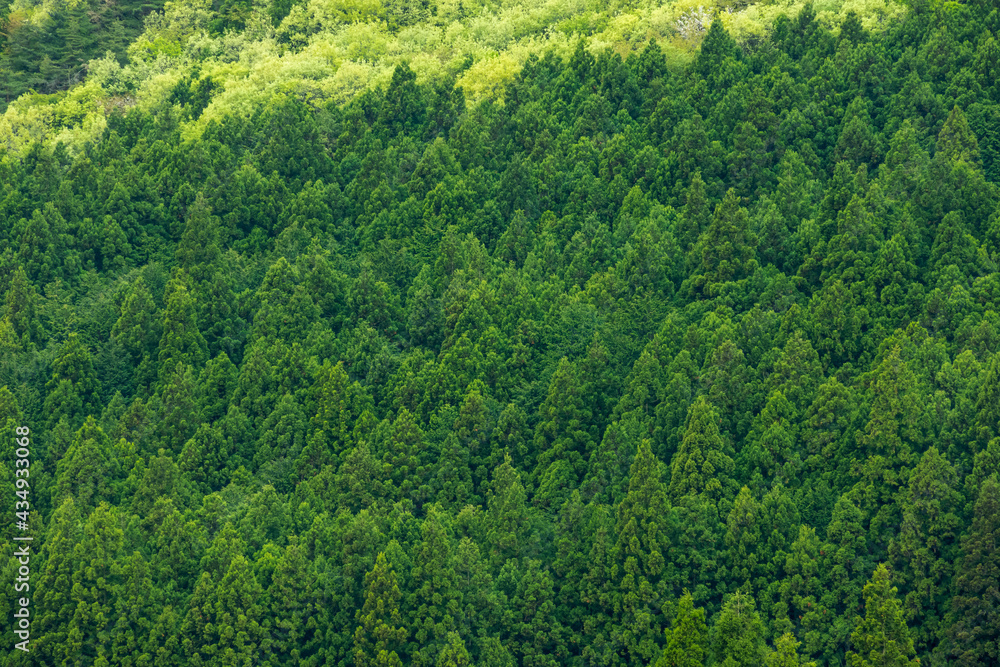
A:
2 0 1000 665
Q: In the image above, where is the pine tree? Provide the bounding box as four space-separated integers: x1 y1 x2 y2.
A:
767 633 817 667
656 590 708 667
111 276 159 366
382 407 428 501
677 171 711 255
669 396 736 512
936 106 982 167
43 333 103 429
852 344 927 552
532 357 594 510
34 497 82 664
54 417 112 510
711 591 769 667
436 632 472 666
175 191 222 283
888 447 962 653
975 352 1000 443
354 552 408 667
846 563 919 667
945 475 1000 666
693 189 759 295
65 502 125 665
612 438 673 665
409 504 462 666
485 452 531 569
3 265 42 344
157 273 208 385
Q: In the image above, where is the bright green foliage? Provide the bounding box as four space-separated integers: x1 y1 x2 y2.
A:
112 276 159 368
937 106 982 168
669 396 736 510
711 591 768 667
54 416 113 509
382 407 428 501
656 590 708 667
3 265 42 344
497 558 565 666
34 497 82 664
409 505 462 665
767 633 816 667
888 447 962 652
176 192 222 282
846 563 919 667
299 359 365 475
693 189 759 295
354 552 408 667
44 333 103 429
975 352 1000 442
851 344 928 551
485 452 531 568
0 7 997 667
612 438 672 665
156 274 209 385
436 632 472 667
65 502 125 665
532 357 595 510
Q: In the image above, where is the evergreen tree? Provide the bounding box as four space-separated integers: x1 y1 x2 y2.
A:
612 438 673 665
485 452 531 569
410 504 462 665
846 563 919 667
669 396 736 512
44 333 103 429
693 189 759 295
157 273 208 385
945 475 1000 666
711 591 769 667
354 552 408 667
936 106 982 167
656 590 708 667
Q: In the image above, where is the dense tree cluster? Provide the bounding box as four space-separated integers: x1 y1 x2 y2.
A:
0 0 166 107
2 0 1000 665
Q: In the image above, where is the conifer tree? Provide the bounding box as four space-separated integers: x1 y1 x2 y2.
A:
54 416 112 510
767 633 817 667
533 357 594 510
693 189 759 295
44 333 103 429
945 475 1000 666
613 438 673 665
175 191 222 283
846 563 919 667
485 453 531 569
436 632 472 667
112 276 159 366
66 502 125 665
712 591 769 667
975 352 1000 443
656 590 708 667
3 265 41 344
354 552 408 667
888 447 962 652
157 273 208 385
410 504 462 665
669 396 736 512
936 106 982 167
34 497 82 664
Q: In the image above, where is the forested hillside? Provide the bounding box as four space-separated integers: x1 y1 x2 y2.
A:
2 0 1000 665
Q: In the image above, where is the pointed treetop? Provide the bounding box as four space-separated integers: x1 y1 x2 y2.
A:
937 106 981 167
